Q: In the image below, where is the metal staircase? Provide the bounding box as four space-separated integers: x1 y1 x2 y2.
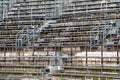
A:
90 24 113 50
16 20 56 50
16 26 34 49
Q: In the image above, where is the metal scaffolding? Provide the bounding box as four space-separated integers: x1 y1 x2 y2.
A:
0 0 120 80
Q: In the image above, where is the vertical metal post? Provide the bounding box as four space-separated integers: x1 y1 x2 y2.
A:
85 40 88 66
4 45 6 64
70 32 73 66
101 29 104 66
32 29 35 63
90 31 92 51
101 45 103 65
55 39 57 65
117 43 119 65
18 47 20 62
